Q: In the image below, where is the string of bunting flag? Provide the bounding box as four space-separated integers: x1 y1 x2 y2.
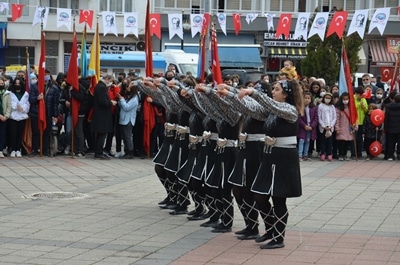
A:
1 2 400 41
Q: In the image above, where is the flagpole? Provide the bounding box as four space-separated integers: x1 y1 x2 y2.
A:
39 22 43 157
71 16 75 159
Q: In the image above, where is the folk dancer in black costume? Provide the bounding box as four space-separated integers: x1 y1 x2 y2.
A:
175 77 209 220
196 84 242 233
239 80 304 249
190 89 221 227
138 79 179 210
157 78 192 215
218 81 271 240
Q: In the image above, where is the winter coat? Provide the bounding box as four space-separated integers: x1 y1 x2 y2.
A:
335 106 354 141
10 91 30 121
318 103 337 133
1 89 12 118
280 66 298 80
298 105 318 140
118 95 139 126
91 81 113 134
384 102 400 134
29 82 60 118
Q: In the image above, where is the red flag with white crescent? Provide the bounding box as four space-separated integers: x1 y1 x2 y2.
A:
232 13 241 35
326 11 348 39
79 9 94 29
149 13 161 39
275 13 292 39
380 67 392 82
11 4 24 22
38 30 47 132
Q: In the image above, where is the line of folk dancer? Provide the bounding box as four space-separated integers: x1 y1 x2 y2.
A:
136 74 304 250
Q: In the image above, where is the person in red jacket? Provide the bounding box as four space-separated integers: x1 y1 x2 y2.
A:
103 79 121 157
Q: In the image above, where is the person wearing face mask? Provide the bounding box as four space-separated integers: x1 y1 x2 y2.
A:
361 73 378 94
91 74 117 160
318 92 337 161
8 78 30 158
370 88 385 109
29 69 60 157
117 72 126 84
164 70 175 81
335 92 356 161
0 78 11 158
30 74 38 85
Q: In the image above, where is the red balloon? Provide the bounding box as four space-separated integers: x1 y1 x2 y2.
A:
371 109 385 126
369 141 382 157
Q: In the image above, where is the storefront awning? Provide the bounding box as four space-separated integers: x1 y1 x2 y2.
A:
369 40 398 67
268 47 307 59
165 45 262 68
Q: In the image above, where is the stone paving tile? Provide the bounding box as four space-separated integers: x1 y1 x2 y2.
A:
0 156 399 265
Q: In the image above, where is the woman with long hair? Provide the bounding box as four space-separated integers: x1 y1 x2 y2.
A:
116 79 139 159
238 79 304 249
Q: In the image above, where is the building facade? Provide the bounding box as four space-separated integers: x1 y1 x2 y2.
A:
0 0 399 80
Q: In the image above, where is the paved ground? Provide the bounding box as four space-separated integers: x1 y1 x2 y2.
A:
0 154 399 265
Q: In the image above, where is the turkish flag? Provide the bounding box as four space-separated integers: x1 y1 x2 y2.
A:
381 67 393 82
211 28 222 85
149 13 161 39
143 97 155 156
326 11 348 39
232 13 241 35
79 9 94 29
275 13 292 39
145 0 153 77
11 4 24 22
66 26 80 128
38 30 47 132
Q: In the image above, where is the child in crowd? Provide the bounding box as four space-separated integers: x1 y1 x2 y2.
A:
331 92 340 159
298 92 318 161
364 103 383 160
335 92 355 161
280 60 298 80
370 88 385 109
318 92 337 161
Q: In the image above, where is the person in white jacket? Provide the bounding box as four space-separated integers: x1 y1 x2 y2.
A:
318 92 337 161
116 80 139 159
8 78 30 158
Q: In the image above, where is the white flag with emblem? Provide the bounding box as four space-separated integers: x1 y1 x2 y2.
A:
293 12 310 41
264 13 275 31
217 13 227 35
308 12 329 41
246 13 258 24
347 9 368 39
168 13 183 40
0 2 9 12
32 6 49 28
190 14 204 38
56 8 72 31
124 12 138 38
102 11 118 36
368 8 391 35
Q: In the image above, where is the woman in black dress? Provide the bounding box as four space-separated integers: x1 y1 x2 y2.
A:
239 80 304 249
